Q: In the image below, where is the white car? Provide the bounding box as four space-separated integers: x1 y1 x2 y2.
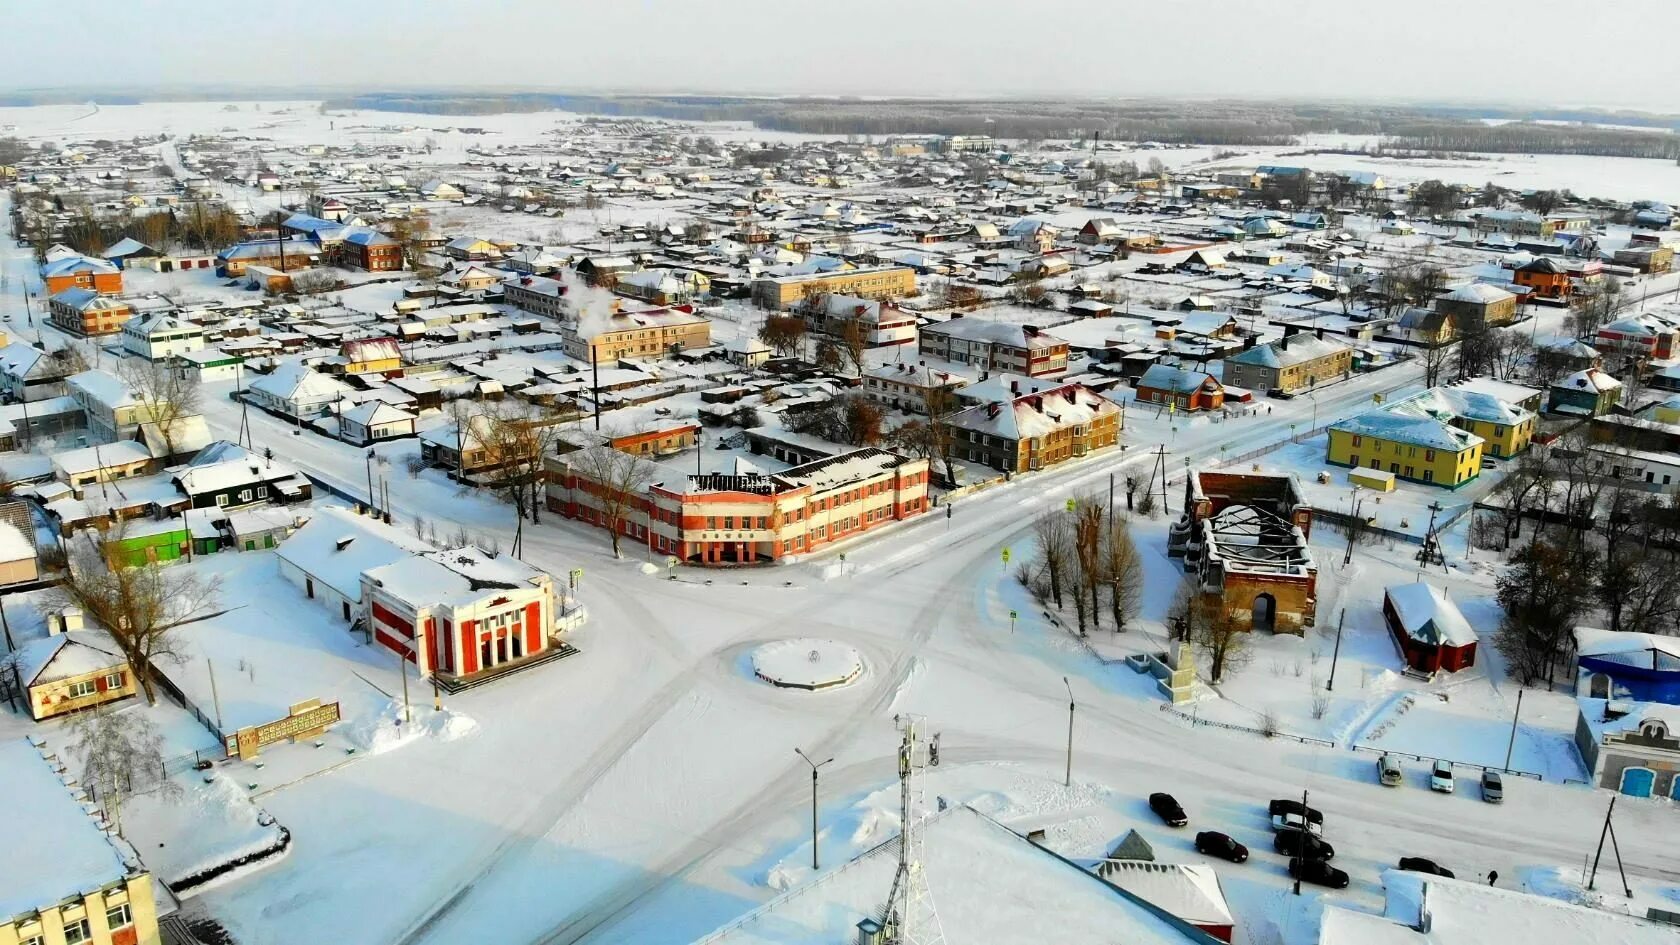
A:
1430 760 1455 793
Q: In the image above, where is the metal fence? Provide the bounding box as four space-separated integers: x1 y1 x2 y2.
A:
1157 703 1336 748
1346 742 1543 781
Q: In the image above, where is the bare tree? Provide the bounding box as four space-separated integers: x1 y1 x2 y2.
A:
758 315 807 358
1175 583 1251 684
71 705 181 837
1419 338 1454 388
1072 499 1104 634
839 317 867 375
560 442 659 558
1104 518 1145 632
116 358 201 459
1031 509 1073 609
54 531 222 706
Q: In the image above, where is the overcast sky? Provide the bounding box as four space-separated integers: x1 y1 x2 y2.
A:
8 0 1677 111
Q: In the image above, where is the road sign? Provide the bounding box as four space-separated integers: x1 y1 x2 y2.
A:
665 555 680 570
1065 498 1076 512
1001 547 1011 564
1009 610 1018 620
569 567 583 590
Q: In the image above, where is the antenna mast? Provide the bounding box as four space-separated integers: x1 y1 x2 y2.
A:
881 715 945 945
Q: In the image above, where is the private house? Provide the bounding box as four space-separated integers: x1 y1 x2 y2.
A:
946 382 1122 473
0 502 38 586
67 370 163 443
424 181 467 202
1383 582 1478 674
919 317 1069 378
120 312 205 361
615 268 709 305
1327 405 1484 488
443 235 498 260
103 517 192 568
338 401 417 445
1574 698 1680 799
277 506 434 624
1177 249 1227 273
1220 332 1353 394
1168 471 1317 634
0 739 161 945
171 440 312 510
800 294 919 348
750 266 917 309
137 416 213 467
1513 256 1571 302
40 254 122 295
176 348 244 384
49 288 133 337
50 440 157 496
1394 307 1456 347
1574 627 1680 704
0 395 84 452
11 612 136 721
560 306 711 364
1547 368 1622 418
1597 314 1679 360
1435 283 1518 328
363 546 561 684
549 446 930 565
245 361 354 420
0 342 82 401
438 264 503 292
1134 365 1225 412
863 362 968 413
339 337 404 376
724 335 771 369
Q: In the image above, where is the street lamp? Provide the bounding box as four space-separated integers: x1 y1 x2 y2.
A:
795 748 834 871
365 448 378 515
1063 676 1075 787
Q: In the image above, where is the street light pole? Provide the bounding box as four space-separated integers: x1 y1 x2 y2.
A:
1063 676 1075 787
365 448 377 515
1502 689 1524 771
795 748 833 871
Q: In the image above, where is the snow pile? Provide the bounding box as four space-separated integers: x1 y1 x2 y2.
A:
121 772 288 891
639 562 661 575
750 639 864 690
345 701 480 756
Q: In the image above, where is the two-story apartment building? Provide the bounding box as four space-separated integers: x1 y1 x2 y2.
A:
863 363 968 413
801 294 919 347
946 382 1122 473
120 312 205 361
49 288 133 337
1327 405 1485 488
1221 332 1353 394
67 370 159 443
561 306 711 364
501 274 569 318
751 266 917 309
918 317 1069 378
2 739 162 945
547 446 930 565
40 254 123 295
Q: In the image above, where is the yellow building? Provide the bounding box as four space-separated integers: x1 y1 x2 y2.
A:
14 619 137 721
751 266 917 309
2 739 162 945
1401 384 1538 459
339 337 404 376
561 307 711 364
1328 406 1484 489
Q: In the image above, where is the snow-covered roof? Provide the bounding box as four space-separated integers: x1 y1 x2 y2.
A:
50 439 154 477
949 383 1119 441
923 317 1064 351
1573 627 1680 670
1330 407 1483 452
1094 861 1232 928
698 805 1209 945
172 441 303 497
0 738 139 920
275 506 433 603
364 546 547 610
13 629 123 687
340 400 414 426
248 360 353 404
1441 282 1515 305
67 370 137 410
1226 333 1349 370
1137 364 1216 394
1555 368 1622 394
1385 582 1477 648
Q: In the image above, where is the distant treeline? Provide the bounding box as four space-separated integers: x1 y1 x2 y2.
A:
1380 121 1680 160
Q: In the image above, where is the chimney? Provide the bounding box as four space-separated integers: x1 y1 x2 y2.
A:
335 536 356 552
1010 380 1020 395
1283 324 1300 338
1316 327 1325 341
987 402 1000 419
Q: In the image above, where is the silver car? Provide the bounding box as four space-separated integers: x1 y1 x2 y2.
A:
1481 770 1504 803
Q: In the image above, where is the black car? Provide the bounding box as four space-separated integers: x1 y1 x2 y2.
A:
1398 857 1455 879
1274 828 1335 861
1268 799 1325 827
1289 856 1350 889
1149 792 1188 827
1267 388 1298 401
1195 831 1249 863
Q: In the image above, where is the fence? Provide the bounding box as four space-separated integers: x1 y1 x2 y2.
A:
1346 742 1544 781
1157 703 1336 748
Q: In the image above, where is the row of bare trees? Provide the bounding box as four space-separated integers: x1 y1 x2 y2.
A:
1023 498 1144 636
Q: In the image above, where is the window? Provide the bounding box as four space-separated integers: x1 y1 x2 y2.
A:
64 919 91 945
67 679 97 699
106 903 132 929
216 494 229 507
239 489 253 502
1425 449 1435 462
20 936 42 945
1351 435 1362 447
103 672 124 690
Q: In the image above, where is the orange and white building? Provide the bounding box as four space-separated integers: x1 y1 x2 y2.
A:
362 546 559 682
547 446 931 565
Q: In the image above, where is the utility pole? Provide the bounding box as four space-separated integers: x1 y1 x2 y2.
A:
1063 676 1075 787
207 658 224 734
1588 796 1616 892
398 648 411 725
1326 609 1346 691
591 352 601 431
1107 471 1115 523
1502 689 1524 771
795 748 833 871
1293 787 1309 896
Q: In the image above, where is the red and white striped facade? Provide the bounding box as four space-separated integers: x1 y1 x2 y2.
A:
361 549 557 680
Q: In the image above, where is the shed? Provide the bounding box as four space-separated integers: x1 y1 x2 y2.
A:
1383 582 1477 674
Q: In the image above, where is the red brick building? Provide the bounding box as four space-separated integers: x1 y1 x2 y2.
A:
1383 582 1477 674
41 255 123 295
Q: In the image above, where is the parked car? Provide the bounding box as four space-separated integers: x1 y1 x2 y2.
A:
1481 770 1503 803
1268 799 1324 835
1273 828 1335 861
1195 831 1249 863
1149 792 1188 827
1377 754 1403 787
1398 857 1455 879
1430 760 1455 793
1267 388 1298 400
1289 856 1350 889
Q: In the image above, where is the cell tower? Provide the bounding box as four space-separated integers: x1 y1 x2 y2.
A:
880 715 946 945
